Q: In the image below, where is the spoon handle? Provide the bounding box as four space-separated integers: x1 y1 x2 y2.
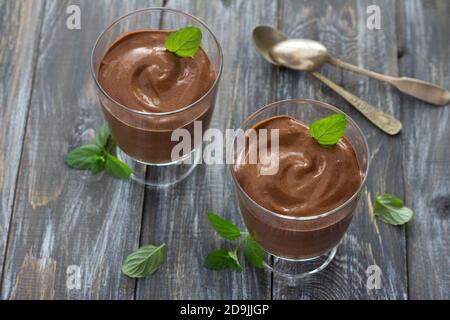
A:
329 57 450 106
312 72 402 135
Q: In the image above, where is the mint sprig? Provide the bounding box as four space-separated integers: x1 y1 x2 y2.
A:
65 124 131 179
165 26 202 58
204 212 264 272
309 113 346 147
373 193 413 226
121 244 166 278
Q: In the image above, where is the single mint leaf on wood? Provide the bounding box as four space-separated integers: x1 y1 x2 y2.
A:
165 26 202 58
207 212 241 241
244 236 264 268
203 249 242 272
373 193 413 226
309 113 346 147
93 123 111 148
105 154 131 179
65 144 103 170
121 244 166 278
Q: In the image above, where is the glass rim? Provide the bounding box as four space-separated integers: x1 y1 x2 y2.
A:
90 7 224 117
229 98 371 221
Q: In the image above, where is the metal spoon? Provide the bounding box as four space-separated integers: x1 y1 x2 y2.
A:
270 35 450 106
253 25 402 135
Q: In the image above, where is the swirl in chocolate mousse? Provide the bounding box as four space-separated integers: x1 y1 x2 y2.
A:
234 116 362 217
98 30 215 113
96 30 217 164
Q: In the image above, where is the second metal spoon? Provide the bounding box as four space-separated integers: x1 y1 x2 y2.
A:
253 25 402 135
270 35 450 106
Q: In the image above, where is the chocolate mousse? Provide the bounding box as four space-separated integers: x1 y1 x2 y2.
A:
233 116 362 259
96 30 217 163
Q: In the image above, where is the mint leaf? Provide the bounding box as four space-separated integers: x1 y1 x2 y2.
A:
121 244 166 278
309 113 346 147
244 236 264 268
227 249 243 272
105 154 131 179
91 155 106 174
165 26 202 58
103 154 131 179
65 144 103 170
93 123 110 148
203 249 242 272
373 193 413 226
204 249 232 270
207 212 241 241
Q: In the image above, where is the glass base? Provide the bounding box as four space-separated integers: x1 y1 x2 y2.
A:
116 147 200 187
263 246 338 284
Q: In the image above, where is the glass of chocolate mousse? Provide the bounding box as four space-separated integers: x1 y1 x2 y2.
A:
91 8 222 186
230 99 369 278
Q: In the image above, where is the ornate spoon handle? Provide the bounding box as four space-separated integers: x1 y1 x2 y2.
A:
329 57 450 106
312 71 402 135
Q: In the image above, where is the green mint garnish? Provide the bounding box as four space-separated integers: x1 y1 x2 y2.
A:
105 153 132 179
227 249 243 272
93 123 110 148
243 236 265 268
65 144 104 170
207 212 241 241
121 244 166 278
204 212 264 272
373 193 413 226
164 26 202 58
309 113 346 147
204 249 243 272
65 124 131 179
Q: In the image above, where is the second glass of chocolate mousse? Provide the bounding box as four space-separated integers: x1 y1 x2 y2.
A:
91 8 222 186
230 99 369 278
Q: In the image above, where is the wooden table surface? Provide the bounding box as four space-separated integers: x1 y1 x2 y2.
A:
0 0 449 300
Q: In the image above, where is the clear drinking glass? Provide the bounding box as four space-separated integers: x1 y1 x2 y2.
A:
230 99 370 279
91 8 223 187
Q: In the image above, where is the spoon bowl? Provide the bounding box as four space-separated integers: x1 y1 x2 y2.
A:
253 26 329 71
252 25 287 65
270 39 329 71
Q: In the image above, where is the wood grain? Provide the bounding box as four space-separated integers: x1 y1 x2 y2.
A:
135 0 277 299
398 0 450 299
0 0 162 300
0 0 45 284
273 0 407 299
1 0 449 300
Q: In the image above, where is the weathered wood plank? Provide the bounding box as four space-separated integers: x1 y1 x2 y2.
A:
0 0 45 284
135 0 277 299
273 0 407 299
0 0 162 300
398 0 450 299
4 0 448 300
